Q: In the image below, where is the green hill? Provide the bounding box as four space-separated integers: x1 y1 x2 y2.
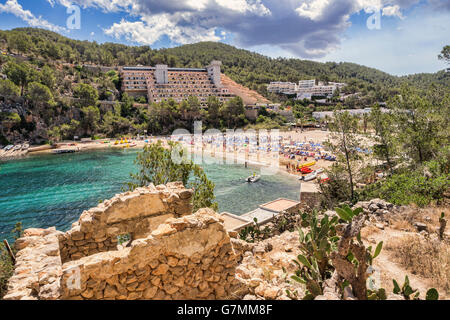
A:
0 27 448 144
1 28 447 97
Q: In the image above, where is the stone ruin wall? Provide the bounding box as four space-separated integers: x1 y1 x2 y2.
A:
60 209 241 300
4 227 64 300
4 182 246 300
59 182 193 263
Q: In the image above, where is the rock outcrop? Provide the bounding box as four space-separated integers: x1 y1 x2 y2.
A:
235 198 404 301
233 232 306 300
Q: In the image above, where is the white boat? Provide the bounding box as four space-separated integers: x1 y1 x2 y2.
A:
315 168 325 174
303 172 318 182
246 175 261 183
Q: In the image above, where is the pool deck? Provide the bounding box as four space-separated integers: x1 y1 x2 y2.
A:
259 198 300 213
220 198 301 231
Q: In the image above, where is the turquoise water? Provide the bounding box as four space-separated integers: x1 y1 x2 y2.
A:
0 149 300 241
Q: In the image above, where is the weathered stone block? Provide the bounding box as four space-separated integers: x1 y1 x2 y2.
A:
81 288 94 299
103 284 118 299
152 264 169 276
150 277 161 287
163 284 179 295
167 256 178 267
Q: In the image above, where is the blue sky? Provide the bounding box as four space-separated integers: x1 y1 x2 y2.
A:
0 0 448 76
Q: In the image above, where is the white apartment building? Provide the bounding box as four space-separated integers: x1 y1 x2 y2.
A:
296 80 346 99
296 81 337 98
267 82 297 95
312 85 336 96
267 79 346 99
298 79 316 89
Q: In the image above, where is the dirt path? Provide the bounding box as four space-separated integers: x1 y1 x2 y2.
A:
364 227 447 299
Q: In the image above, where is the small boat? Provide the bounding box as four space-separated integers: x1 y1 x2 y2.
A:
246 175 261 183
303 172 318 182
299 161 316 168
315 168 325 174
300 167 313 174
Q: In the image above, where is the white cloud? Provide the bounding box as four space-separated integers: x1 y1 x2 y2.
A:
104 13 221 45
100 0 271 47
5 0 448 67
47 0 136 12
44 0 439 58
296 1 407 21
50 0 270 15
215 0 271 16
0 0 66 32
382 5 404 19
296 0 331 21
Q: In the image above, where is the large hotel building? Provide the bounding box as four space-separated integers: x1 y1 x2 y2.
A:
120 61 236 105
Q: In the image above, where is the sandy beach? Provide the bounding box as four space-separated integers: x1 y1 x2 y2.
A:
29 140 147 154
5 129 338 193
175 129 337 192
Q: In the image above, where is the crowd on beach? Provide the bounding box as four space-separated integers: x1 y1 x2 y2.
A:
169 131 338 181
280 141 336 175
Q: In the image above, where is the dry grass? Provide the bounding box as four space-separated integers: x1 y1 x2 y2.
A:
389 206 449 235
360 225 381 239
386 235 450 293
390 219 415 232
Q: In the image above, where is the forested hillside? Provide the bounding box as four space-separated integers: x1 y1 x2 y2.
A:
1 28 448 94
0 27 448 145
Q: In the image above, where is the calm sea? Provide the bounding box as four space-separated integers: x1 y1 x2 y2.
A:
0 149 300 241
